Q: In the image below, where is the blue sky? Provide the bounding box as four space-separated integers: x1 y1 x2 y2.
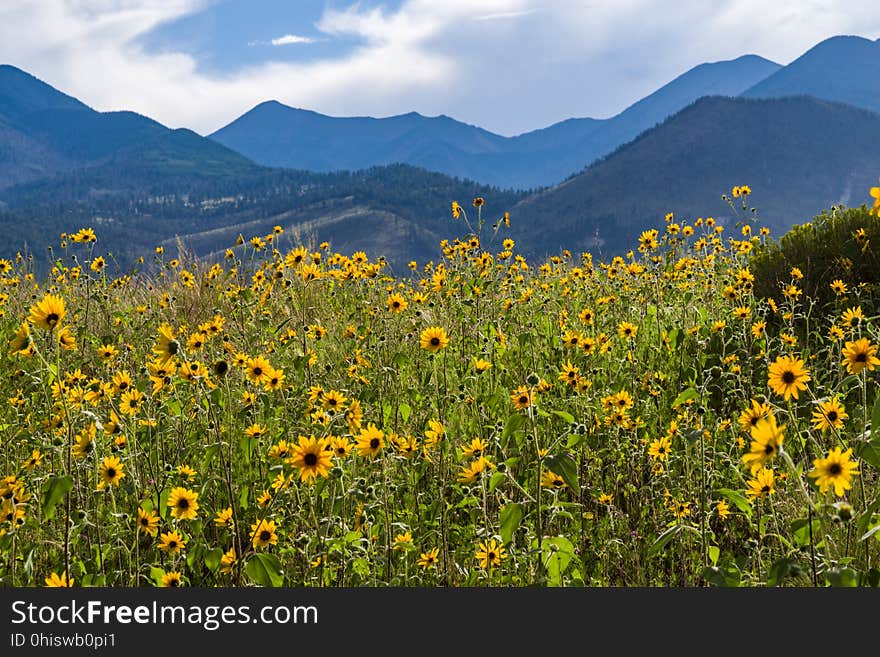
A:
1 1 879 136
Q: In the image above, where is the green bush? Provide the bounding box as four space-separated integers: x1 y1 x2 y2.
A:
750 204 880 311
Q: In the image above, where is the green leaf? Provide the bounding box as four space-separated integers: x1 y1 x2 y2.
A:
767 558 794 586
245 553 284 587
825 567 859 587
703 563 741 587
648 524 682 558
791 517 821 548
499 503 524 545
551 410 575 425
488 471 506 493
204 548 223 572
540 536 575 586
501 413 526 448
855 439 880 471
543 453 579 492
671 387 699 409
149 566 165 586
399 403 412 424
707 545 720 566
714 488 752 518
41 476 73 520
859 522 880 543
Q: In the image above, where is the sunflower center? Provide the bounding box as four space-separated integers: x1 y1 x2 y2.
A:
828 463 843 475
47 313 59 326
430 337 440 346
106 468 116 478
177 499 189 510
168 540 178 549
488 551 496 560
169 578 179 587
304 453 318 466
764 444 775 455
260 530 271 542
253 367 263 376
781 371 796 384
761 485 770 493
827 411 838 422
855 353 867 363
370 438 380 449
519 396 528 405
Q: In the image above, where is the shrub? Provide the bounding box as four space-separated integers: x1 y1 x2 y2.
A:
750 204 880 312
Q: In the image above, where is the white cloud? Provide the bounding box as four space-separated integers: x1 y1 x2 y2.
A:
270 34 316 46
0 1 878 136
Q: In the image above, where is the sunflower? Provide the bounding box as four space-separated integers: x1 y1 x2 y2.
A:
648 435 672 461
738 399 772 432
330 436 355 459
245 355 272 384
9 321 33 356
745 468 775 500
461 437 488 459
137 507 159 536
97 455 125 489
473 357 492 372
767 354 810 400
28 294 66 330
475 539 507 569
250 519 279 549
742 415 785 471
811 398 848 433
420 326 450 353
167 487 199 521
161 571 183 587
829 279 848 296
558 360 579 385
840 306 864 328
214 508 234 527
220 548 236 574
288 435 332 483
540 469 567 489
322 389 347 412
386 293 408 313
617 321 638 340
119 389 145 415
808 447 859 497
418 547 440 569
158 530 187 554
393 531 413 551
511 386 533 410
458 457 494 485
356 424 385 458
152 324 180 362
44 572 73 587
842 338 880 375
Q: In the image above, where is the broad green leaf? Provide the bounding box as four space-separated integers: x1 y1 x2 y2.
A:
149 566 165 586
540 536 575 586
672 387 699 409
714 488 752 518
825 567 858 587
767 558 794 586
707 545 720 566
41 476 73 520
499 503 524 545
791 517 821 548
648 524 682 558
399 403 412 424
855 439 880 471
543 453 579 492
551 410 575 425
245 553 284 587
204 548 224 572
859 522 880 543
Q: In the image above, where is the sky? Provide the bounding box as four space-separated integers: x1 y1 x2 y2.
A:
1 0 879 136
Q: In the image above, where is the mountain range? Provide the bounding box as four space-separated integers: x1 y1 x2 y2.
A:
1 34 880 270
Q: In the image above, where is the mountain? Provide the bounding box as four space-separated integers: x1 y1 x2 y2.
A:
742 35 880 113
507 96 880 258
210 54 780 189
0 65 257 191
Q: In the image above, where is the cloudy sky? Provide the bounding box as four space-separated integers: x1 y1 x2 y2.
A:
1 1 879 136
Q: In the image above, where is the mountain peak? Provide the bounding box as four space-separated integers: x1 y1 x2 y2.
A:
0 64 91 121
741 33 880 113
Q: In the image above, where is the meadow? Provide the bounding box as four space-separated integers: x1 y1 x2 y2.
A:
2 187 880 587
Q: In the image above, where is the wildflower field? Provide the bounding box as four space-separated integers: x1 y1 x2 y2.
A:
2 187 880 588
